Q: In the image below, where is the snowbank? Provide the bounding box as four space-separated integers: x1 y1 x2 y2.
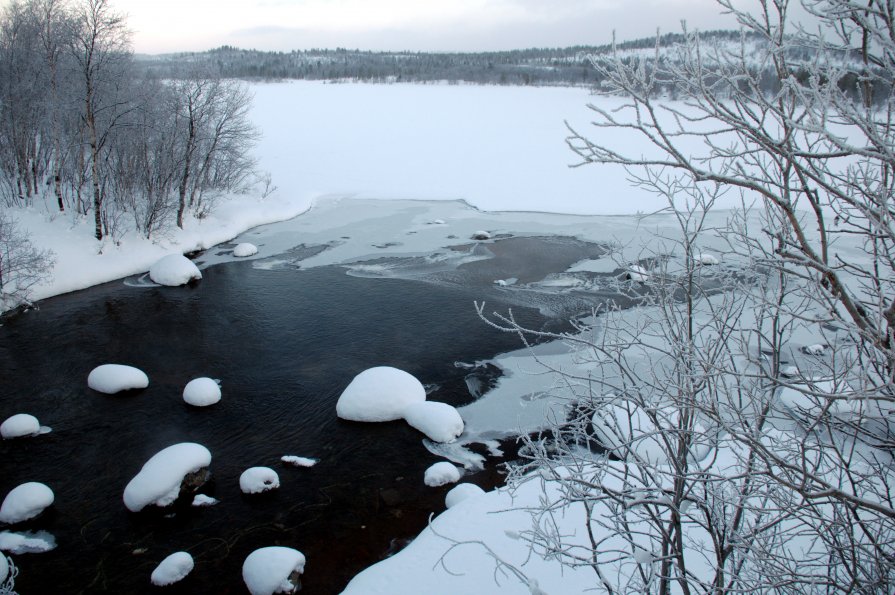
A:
0 483 54 524
242 546 306 595
182 377 221 407
123 443 212 512
403 402 464 443
148 254 202 286
445 483 485 509
87 364 149 394
233 242 259 257
0 414 41 439
336 366 426 422
424 462 461 487
0 531 56 554
239 467 280 494
151 552 194 586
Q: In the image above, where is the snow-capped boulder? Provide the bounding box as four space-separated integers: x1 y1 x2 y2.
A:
403 402 464 443
88 364 149 394
233 243 259 257
281 456 318 468
242 546 306 595
151 551 194 586
803 343 827 356
191 494 219 507
0 482 54 524
0 551 7 582
182 377 221 407
696 253 719 265
239 467 280 494
0 530 56 554
149 254 202 286
471 230 491 240
424 462 461 487
0 414 41 439
123 443 212 512
625 264 650 282
336 366 426 422
445 483 485 509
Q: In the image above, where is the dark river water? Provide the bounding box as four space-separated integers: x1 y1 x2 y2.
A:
0 234 615 593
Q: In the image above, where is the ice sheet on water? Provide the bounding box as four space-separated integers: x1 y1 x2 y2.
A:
423 440 486 471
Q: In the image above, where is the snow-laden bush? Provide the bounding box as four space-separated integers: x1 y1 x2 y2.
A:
242 546 306 595
123 443 211 512
403 401 464 443
183 377 221 407
0 483 54 524
151 551 194 586
239 467 279 494
148 254 202 286
336 366 426 422
424 462 461 487
88 364 149 394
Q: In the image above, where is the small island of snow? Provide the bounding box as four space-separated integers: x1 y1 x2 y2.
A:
183 377 221 407
0 414 44 439
233 242 259 257
242 546 306 595
0 482 54 524
151 551 194 586
123 443 212 512
191 494 219 507
403 401 464 443
445 483 485 509
0 530 56 554
87 364 149 394
336 366 426 422
148 254 202 286
239 467 280 494
0 551 8 583
424 462 461 487
281 456 318 468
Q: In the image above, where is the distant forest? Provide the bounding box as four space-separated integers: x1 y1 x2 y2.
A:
137 30 775 87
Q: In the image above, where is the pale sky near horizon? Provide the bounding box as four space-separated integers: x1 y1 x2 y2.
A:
109 0 746 55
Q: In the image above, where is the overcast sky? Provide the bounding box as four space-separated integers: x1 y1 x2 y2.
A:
113 0 746 55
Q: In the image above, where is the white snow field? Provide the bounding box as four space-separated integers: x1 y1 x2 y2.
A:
150 552 194 586
0 414 42 439
444 483 485 509
239 467 280 494
403 402 464 443
336 366 426 422
87 364 149 394
0 483 54 524
424 462 461 487
182 377 222 407
123 443 211 512
148 254 202 286
242 546 306 595
233 242 259 257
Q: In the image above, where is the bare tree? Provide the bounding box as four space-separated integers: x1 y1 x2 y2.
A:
0 211 54 310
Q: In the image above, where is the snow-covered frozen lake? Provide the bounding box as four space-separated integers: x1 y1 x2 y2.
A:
0 197 649 593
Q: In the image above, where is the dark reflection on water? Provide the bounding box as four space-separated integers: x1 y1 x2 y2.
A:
0 259 556 593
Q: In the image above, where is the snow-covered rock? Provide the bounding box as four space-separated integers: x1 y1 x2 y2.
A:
424 462 461 487
471 230 491 240
625 264 650 282
239 467 280 494
403 402 464 443
182 377 222 407
242 546 306 595
0 414 41 439
803 343 827 356
0 530 56 554
191 494 219 507
696 252 719 265
151 551 194 586
123 443 212 512
233 243 259 257
148 254 202 286
445 483 485 509
87 364 149 394
281 456 318 468
336 366 426 422
0 483 54 524
0 552 7 583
